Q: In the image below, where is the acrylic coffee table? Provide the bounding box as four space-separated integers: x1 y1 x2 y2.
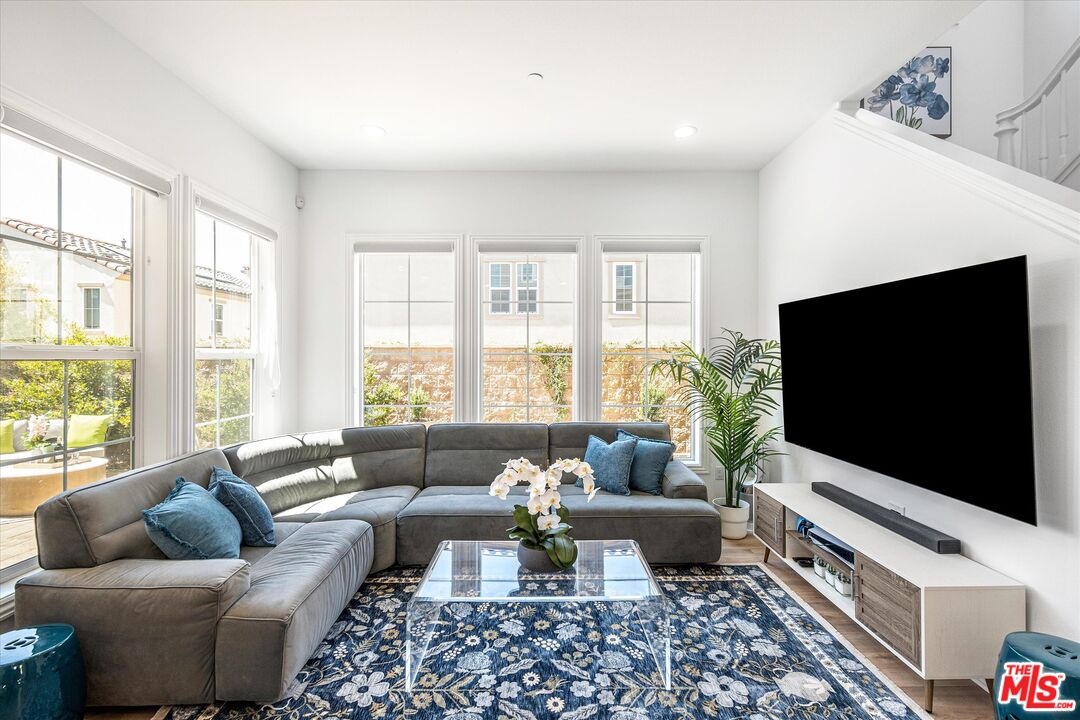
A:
405 539 671 691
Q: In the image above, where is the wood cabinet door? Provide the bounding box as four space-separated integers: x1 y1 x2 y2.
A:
855 553 922 669
753 489 786 556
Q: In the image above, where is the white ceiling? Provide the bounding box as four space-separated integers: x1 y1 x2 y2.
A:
84 0 977 171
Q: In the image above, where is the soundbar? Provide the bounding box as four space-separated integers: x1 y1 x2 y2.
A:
811 482 961 554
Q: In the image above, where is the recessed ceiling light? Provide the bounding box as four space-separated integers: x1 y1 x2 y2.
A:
527 72 544 81
359 124 387 138
674 125 698 139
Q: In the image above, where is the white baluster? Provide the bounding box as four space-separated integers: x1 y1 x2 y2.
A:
994 117 1019 165
1040 96 1049 178
1021 114 1028 171
1060 69 1069 170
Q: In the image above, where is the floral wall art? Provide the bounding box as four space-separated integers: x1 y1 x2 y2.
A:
864 46 952 138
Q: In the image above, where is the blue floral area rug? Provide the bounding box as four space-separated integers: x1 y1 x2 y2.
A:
159 564 928 720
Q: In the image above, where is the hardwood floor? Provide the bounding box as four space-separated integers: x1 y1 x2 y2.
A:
87 535 995 720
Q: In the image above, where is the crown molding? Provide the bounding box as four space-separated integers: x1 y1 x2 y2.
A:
833 110 1080 246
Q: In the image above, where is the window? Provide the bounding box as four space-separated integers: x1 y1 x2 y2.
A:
601 248 701 461
82 287 101 329
489 262 511 314
613 263 635 314
482 251 574 422
194 211 257 449
0 129 144 577
487 261 542 315
356 247 454 426
516 262 538 314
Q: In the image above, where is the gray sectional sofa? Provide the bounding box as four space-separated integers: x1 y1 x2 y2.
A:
15 421 721 707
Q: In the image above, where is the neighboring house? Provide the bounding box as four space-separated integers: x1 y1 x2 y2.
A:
0 218 251 344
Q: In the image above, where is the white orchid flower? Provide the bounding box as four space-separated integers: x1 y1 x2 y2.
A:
494 469 518 486
489 481 511 500
581 474 597 501
538 489 561 511
527 494 545 515
536 512 560 531
572 461 593 478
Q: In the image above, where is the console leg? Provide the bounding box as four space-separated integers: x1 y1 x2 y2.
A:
923 679 934 713
986 677 995 697
763 547 771 563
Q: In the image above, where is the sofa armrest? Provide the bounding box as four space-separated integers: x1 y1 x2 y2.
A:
662 460 708 501
15 558 249 706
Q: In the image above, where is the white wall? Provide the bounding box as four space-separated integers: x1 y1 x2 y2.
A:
297 170 759 430
0 0 301 460
1024 0 1080 97
759 113 1080 638
933 0 1025 158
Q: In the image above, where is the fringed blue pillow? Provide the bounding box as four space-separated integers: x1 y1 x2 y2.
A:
143 478 241 560
580 434 638 496
617 429 676 495
209 466 275 547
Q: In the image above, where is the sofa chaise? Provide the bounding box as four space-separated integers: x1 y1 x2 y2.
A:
16 421 721 706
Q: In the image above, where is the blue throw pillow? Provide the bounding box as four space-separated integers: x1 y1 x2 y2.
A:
209 466 275 547
580 435 638 496
617 429 676 495
143 478 242 560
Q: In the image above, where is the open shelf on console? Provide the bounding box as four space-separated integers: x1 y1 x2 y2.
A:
785 530 853 572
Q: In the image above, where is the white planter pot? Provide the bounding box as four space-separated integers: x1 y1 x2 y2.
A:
826 573 837 588
836 579 853 597
713 499 750 540
814 563 827 578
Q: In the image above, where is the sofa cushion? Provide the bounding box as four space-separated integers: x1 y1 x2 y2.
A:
548 422 670 466
215 519 373 702
273 485 418 572
68 414 112 448
15 558 249 706
142 479 242 560
424 423 548 486
583 434 637 495
223 425 427 515
396 486 722 565
239 522 305 565
34 448 229 569
0 419 13 454
617 429 676 495
209 466 275 547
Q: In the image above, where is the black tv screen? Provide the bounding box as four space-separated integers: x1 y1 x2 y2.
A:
778 256 1037 525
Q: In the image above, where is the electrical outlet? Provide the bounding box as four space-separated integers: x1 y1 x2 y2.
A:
887 502 906 516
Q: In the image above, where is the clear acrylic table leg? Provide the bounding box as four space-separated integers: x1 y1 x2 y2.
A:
635 595 672 690
405 599 443 692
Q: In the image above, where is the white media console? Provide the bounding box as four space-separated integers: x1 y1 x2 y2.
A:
753 483 1026 712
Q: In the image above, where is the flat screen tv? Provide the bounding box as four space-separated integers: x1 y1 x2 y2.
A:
778 256 1037 525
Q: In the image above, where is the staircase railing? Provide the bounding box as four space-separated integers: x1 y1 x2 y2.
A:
994 36 1080 182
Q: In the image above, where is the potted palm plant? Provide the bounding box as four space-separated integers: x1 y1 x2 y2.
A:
653 329 783 539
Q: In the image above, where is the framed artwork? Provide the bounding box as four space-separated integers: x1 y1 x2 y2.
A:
862 46 952 138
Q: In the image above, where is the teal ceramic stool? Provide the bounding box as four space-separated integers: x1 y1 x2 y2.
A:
995 631 1080 719
0 624 85 720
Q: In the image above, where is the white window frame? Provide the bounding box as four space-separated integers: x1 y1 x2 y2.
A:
612 262 636 315
594 236 707 469
342 233 705 469
488 261 511 315
346 235 462 426
475 237 580 423
192 209 260 450
0 112 165 582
